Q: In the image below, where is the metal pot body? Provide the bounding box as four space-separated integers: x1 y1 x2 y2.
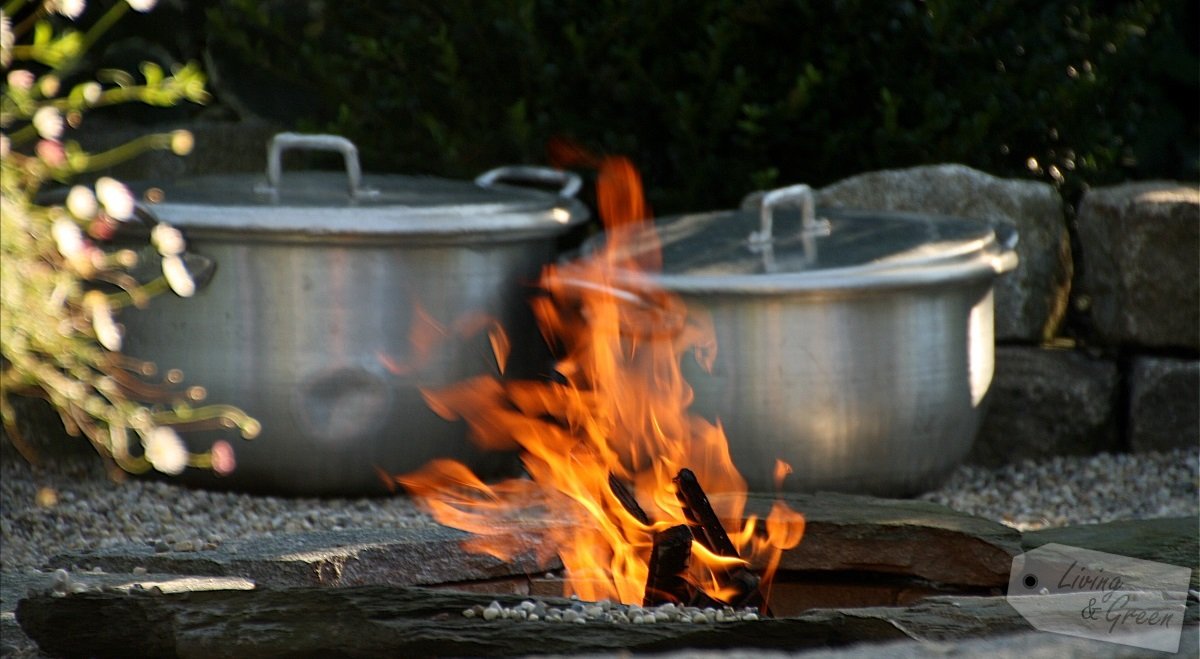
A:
591 184 1017 496
675 279 997 497
122 231 553 495
118 135 587 495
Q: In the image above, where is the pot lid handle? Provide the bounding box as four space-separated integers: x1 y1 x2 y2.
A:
748 183 831 269
475 166 583 198
255 133 381 202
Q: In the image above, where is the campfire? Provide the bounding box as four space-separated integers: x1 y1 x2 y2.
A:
381 143 805 612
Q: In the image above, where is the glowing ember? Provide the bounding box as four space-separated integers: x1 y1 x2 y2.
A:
383 143 805 608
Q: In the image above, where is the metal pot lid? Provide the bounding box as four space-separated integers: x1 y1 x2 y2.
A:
135 134 588 241
594 183 1019 294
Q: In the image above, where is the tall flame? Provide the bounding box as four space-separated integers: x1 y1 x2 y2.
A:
386 142 804 606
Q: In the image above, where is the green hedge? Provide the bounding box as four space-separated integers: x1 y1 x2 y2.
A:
204 0 1196 212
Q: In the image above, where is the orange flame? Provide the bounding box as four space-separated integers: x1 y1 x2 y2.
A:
387 142 804 606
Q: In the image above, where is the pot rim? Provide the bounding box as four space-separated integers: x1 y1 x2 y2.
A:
130 132 590 240
142 195 589 243
574 202 1019 296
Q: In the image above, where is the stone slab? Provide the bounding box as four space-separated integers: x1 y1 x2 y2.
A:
48 524 562 590
1129 356 1200 452
15 585 1197 659
547 625 1200 659
739 493 1022 588
1022 516 1199 590
1075 181 1200 350
970 345 1120 465
51 492 1022 591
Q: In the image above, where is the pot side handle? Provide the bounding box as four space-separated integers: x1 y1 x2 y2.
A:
256 133 381 202
475 166 583 198
990 220 1021 274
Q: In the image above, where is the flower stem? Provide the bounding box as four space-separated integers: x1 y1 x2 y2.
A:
79 1 131 56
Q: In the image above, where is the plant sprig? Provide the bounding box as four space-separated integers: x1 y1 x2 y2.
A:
1 0 256 478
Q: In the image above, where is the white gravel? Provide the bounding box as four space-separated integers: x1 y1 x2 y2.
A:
0 438 438 572
1 436 1197 573
918 448 1199 532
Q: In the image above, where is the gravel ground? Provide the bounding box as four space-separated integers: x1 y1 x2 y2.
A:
2 437 1196 573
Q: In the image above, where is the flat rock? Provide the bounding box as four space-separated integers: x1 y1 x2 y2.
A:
1129 356 1200 453
739 493 1022 588
48 524 563 590
15 585 1197 659
969 346 1119 466
813 164 1071 342
1022 516 1199 590
552 625 1200 659
1074 181 1200 350
52 493 1022 593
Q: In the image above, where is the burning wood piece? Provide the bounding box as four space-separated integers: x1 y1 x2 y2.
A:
607 473 651 526
673 468 764 610
642 524 694 606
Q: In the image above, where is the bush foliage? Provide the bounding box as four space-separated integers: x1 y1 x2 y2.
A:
206 0 1195 212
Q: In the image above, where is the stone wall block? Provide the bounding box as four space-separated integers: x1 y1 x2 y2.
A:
970 346 1119 466
814 164 1072 342
1075 181 1200 350
1129 356 1200 452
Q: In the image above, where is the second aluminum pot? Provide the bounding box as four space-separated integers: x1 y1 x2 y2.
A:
121 134 588 495
579 184 1019 496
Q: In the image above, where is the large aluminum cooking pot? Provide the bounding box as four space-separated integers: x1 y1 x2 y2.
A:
580 184 1018 496
121 133 588 495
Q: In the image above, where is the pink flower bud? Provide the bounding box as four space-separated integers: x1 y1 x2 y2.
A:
210 440 236 476
7 70 33 91
36 140 66 168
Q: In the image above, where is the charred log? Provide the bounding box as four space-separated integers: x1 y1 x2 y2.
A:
673 468 764 610
672 468 737 556
642 524 693 606
608 473 651 526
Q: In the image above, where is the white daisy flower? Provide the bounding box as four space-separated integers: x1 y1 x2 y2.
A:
95 176 134 220
66 185 98 220
51 217 85 260
32 106 63 140
161 254 195 297
144 426 188 475
83 291 121 351
150 223 185 256
49 0 85 19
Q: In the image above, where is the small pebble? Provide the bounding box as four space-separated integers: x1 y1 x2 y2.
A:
132 566 148 575
482 607 499 621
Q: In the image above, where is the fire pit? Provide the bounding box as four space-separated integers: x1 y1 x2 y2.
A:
15 493 1196 657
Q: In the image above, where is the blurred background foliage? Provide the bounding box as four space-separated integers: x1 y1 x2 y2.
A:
140 0 1195 212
